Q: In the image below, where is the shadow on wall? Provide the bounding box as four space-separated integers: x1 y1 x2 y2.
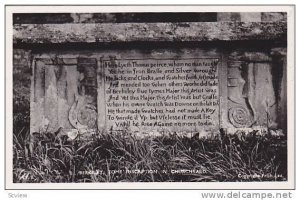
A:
13 12 287 24
13 49 31 134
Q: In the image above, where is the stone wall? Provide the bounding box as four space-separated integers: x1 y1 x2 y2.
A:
13 49 31 133
13 12 286 24
13 12 287 137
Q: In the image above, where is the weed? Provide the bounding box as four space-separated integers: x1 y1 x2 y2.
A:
13 129 287 183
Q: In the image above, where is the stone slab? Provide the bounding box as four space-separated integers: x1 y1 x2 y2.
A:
103 58 220 134
14 22 287 44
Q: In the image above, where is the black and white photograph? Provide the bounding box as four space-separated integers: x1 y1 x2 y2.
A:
5 5 295 189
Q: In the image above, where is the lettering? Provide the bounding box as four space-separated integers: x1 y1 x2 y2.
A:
104 59 219 132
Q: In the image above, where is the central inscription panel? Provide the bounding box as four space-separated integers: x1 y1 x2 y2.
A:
103 58 220 134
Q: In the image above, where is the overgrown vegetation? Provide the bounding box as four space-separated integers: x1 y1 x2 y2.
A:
13 129 287 183
12 49 287 183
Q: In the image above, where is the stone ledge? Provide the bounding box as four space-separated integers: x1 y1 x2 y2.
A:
13 22 287 44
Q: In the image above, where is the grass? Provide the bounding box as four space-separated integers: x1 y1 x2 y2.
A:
13 129 287 183
12 57 287 183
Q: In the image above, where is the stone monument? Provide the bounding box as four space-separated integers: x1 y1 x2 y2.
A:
13 12 287 138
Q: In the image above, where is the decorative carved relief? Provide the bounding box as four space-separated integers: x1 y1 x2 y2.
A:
227 56 279 129
227 60 255 128
77 104 97 128
69 96 97 130
228 106 254 128
68 58 98 131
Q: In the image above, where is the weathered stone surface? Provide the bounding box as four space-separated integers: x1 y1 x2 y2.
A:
261 12 287 22
13 22 287 44
30 48 223 136
229 52 272 62
97 59 106 132
44 65 58 131
240 13 261 22
270 51 287 133
13 49 31 133
13 12 287 24
103 58 220 134
30 60 46 133
13 13 218 24
249 62 277 127
226 56 284 132
29 46 287 136
217 12 262 22
13 13 288 139
31 56 100 134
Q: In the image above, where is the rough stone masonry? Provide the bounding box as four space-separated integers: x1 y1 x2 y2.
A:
13 12 287 138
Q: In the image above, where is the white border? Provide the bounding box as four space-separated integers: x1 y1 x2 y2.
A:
5 5 295 190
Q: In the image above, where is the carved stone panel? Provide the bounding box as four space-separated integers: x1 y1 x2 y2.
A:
29 48 287 137
30 57 98 134
102 58 220 134
227 55 279 130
